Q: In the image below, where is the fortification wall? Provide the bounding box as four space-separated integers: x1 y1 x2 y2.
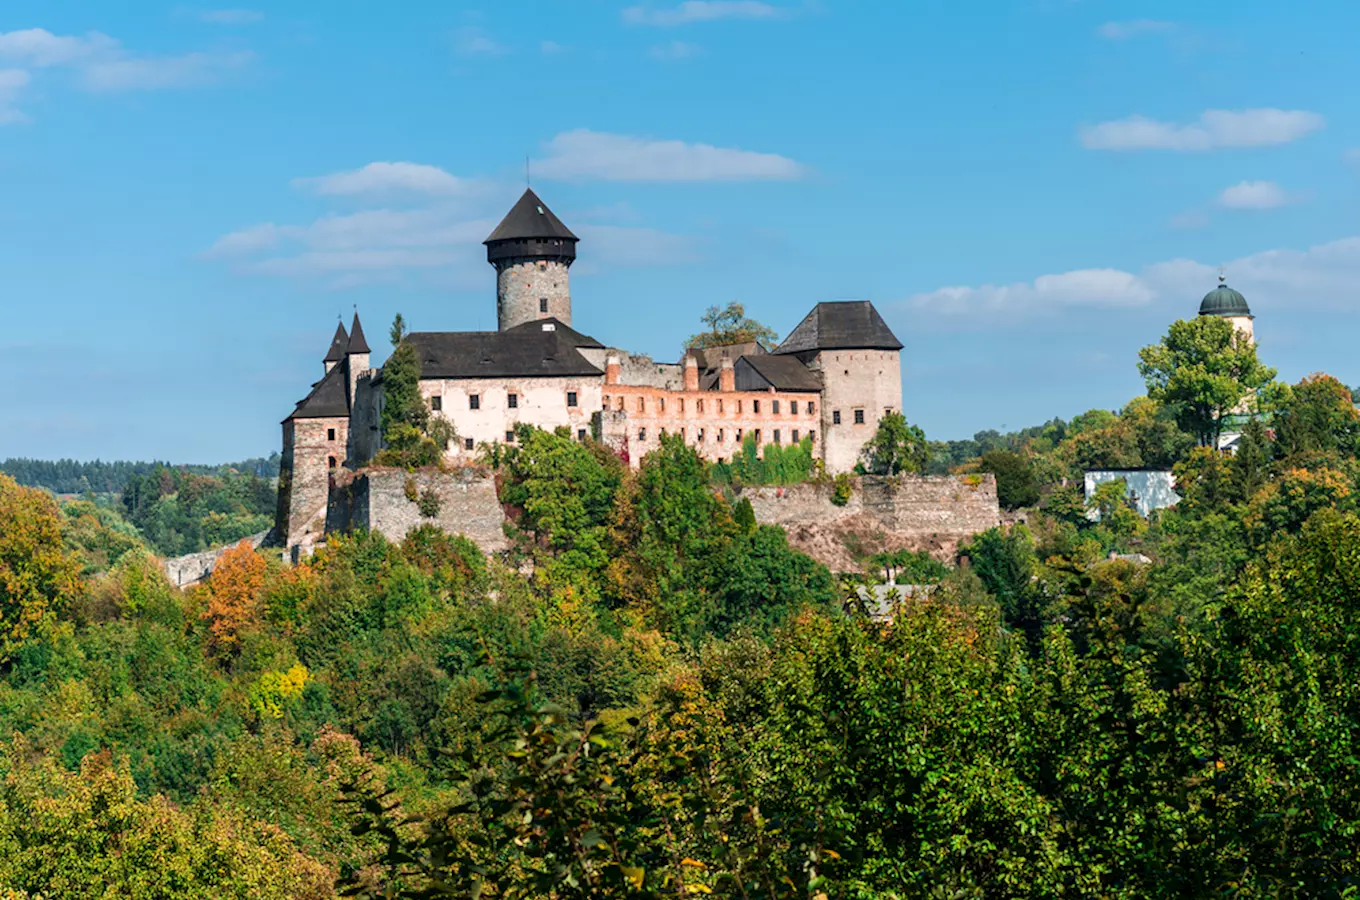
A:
163 531 270 587
327 467 509 553
740 474 1000 572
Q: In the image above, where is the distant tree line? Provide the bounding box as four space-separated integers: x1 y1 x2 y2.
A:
0 453 281 495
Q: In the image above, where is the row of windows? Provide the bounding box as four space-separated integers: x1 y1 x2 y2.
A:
432 391 577 411
457 428 588 451
603 395 818 416
831 409 868 425
636 426 814 446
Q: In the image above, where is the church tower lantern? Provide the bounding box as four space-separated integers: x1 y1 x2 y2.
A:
1198 273 1254 345
485 188 578 332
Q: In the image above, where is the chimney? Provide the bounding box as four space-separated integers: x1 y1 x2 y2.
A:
605 355 621 385
719 357 735 392
683 354 699 392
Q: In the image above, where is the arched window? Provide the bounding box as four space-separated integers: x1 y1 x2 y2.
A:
328 456 337 469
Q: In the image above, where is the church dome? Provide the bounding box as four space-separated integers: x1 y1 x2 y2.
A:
1199 281 1251 318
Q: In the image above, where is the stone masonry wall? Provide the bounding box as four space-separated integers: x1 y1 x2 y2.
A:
163 531 270 587
327 467 509 553
740 474 1000 572
279 417 347 549
496 258 572 331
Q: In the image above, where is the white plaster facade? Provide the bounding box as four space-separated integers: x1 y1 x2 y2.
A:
421 376 603 461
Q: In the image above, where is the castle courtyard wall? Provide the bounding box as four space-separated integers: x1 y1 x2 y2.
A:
326 467 509 553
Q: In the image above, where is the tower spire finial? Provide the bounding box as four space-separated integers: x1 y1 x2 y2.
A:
1218 265 1226 284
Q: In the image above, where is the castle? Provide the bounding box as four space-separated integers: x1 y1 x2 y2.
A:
275 189 905 550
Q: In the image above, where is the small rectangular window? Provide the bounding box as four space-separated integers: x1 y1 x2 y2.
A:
697 399 705 413
507 393 518 408
753 400 761 413
718 428 724 442
430 396 442 411
810 430 816 443
469 394 480 410
567 391 578 407
754 428 762 444
638 397 646 413
327 456 337 469
854 409 865 424
793 429 800 443
737 400 743 414
540 298 549 313
718 399 724 413
774 429 781 444
808 402 816 415
698 428 705 442
659 398 666 413
832 410 841 425
790 401 798 414
327 428 336 441
679 398 686 413
772 400 780 415
638 428 647 441
885 408 892 417
464 438 474 450
578 428 587 441
506 430 515 443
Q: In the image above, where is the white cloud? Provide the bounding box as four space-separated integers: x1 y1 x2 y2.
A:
650 40 701 60
199 9 264 24
81 50 253 91
623 1 781 26
453 26 506 57
1080 108 1324 151
292 162 485 198
1218 180 1293 210
1097 20 1176 40
0 69 30 124
540 40 566 54
0 28 116 67
533 129 807 182
905 236 1360 324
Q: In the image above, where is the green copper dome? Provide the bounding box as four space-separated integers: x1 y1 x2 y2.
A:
1198 281 1252 318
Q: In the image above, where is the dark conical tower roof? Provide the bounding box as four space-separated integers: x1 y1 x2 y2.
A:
324 321 349 362
347 312 371 354
485 188 579 243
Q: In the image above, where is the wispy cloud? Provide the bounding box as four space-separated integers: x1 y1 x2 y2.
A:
540 40 566 55
199 9 263 25
1096 20 1176 40
0 26 252 117
650 40 701 60
0 68 29 124
1217 180 1296 210
905 236 1360 325
292 162 488 199
453 26 507 57
81 50 252 91
534 129 807 182
623 1 781 26
1080 108 1324 151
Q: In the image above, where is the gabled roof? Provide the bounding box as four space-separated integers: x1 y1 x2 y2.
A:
773 301 903 354
691 341 765 371
404 325 602 380
286 361 350 421
347 312 371 354
485 188 579 244
735 354 823 393
503 317 603 350
324 322 349 363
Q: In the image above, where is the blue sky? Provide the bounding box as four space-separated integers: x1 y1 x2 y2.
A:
1 1 1358 462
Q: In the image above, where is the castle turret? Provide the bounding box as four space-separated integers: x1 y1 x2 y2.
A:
345 311 371 409
323 320 348 375
1198 274 1254 344
485 188 578 332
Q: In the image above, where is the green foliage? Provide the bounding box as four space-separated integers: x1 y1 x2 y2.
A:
0 454 280 495
867 547 949 583
831 472 852 506
1138 316 1277 447
714 433 815 486
416 488 441 519
119 465 275 557
1273 372 1360 461
684 301 778 350
977 449 1040 509
859 411 929 475
375 315 448 470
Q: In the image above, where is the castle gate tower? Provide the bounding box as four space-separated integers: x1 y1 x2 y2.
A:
484 188 579 332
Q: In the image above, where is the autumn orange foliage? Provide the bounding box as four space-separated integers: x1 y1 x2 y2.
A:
204 540 267 652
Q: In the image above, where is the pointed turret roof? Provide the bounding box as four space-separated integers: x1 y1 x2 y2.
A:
324 321 349 362
347 312 371 354
485 188 579 244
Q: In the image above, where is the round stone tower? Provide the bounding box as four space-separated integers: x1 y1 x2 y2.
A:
484 188 579 331
1198 274 1254 344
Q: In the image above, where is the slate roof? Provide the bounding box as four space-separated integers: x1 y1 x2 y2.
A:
324 322 349 363
773 301 903 354
738 354 823 392
286 362 350 421
485 188 579 244
404 324 602 380
347 312 371 354
503 317 603 349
